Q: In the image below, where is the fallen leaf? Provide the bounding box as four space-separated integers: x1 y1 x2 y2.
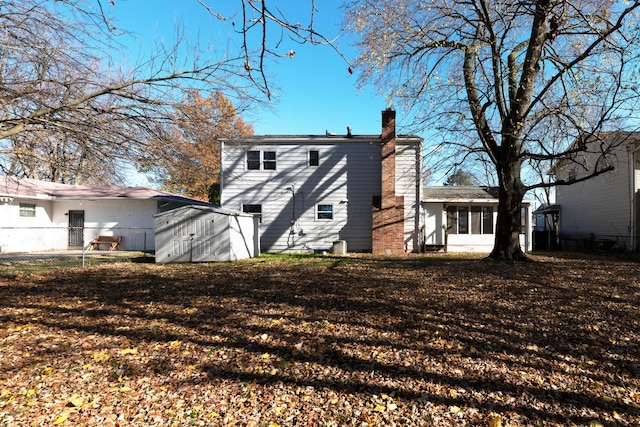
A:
67 394 83 408
52 414 69 425
92 352 110 363
489 415 502 427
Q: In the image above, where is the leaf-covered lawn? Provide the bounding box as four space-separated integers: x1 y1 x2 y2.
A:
1 253 639 426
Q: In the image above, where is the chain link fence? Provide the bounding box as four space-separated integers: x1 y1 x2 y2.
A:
559 233 636 252
0 226 155 272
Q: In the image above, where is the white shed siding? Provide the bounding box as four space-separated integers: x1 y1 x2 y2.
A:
557 145 632 240
222 139 384 252
154 206 257 263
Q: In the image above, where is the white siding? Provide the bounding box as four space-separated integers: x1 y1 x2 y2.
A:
420 201 531 253
0 198 57 252
557 144 632 243
52 199 158 251
0 198 159 252
154 206 258 263
222 137 422 253
423 202 445 246
396 142 422 252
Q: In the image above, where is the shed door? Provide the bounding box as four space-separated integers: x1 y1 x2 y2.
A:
68 210 85 248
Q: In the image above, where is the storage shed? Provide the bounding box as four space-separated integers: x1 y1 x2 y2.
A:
154 205 260 263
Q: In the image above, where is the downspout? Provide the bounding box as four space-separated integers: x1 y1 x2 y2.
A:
220 141 225 206
416 143 423 253
524 204 531 253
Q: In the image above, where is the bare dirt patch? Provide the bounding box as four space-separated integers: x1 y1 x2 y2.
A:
1 253 639 426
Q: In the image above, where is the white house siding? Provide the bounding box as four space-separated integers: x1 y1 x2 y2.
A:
422 201 499 252
0 198 56 253
52 199 159 251
0 198 159 252
423 202 445 247
222 138 385 252
395 143 422 252
557 145 632 245
420 191 532 253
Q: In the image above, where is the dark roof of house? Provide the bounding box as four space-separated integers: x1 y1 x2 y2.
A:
222 134 423 144
0 176 206 204
423 186 501 201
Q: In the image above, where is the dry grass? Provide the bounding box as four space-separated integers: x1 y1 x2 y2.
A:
1 252 639 426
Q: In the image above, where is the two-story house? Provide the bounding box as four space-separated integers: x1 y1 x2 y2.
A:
554 132 640 250
220 109 423 254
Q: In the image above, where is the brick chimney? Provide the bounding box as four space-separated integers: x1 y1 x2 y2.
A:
372 109 405 254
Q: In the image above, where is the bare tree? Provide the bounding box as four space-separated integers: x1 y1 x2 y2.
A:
0 0 249 184
197 0 352 99
343 0 640 260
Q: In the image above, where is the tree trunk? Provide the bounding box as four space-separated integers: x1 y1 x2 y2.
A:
490 159 528 261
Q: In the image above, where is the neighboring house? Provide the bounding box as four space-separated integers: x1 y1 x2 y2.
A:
421 186 533 253
0 175 209 253
220 109 423 254
554 132 640 250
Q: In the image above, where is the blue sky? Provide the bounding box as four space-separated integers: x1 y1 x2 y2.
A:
110 1 396 137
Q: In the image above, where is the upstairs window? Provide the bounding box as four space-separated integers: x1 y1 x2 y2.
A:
263 151 276 170
309 150 319 167
247 151 261 170
246 150 276 170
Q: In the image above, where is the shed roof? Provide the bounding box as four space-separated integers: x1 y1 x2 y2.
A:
153 204 254 218
0 175 206 204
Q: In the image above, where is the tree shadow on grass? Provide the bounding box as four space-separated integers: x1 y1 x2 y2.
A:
1 254 640 425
